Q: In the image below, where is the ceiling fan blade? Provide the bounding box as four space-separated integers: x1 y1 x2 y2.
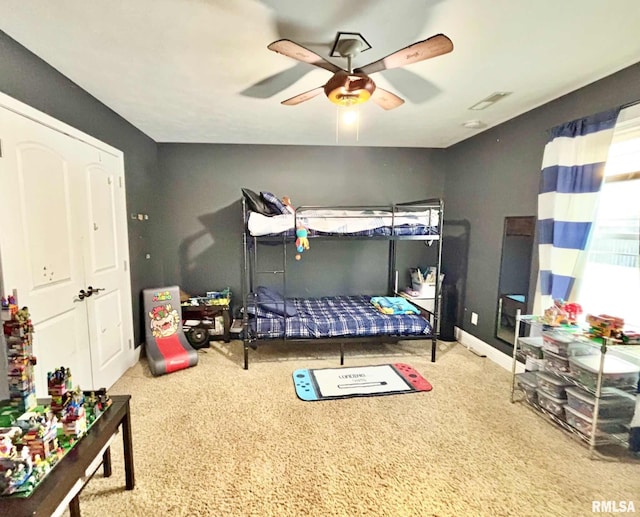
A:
281 87 325 106
371 88 405 110
268 39 343 74
380 68 442 104
241 63 312 99
355 34 453 75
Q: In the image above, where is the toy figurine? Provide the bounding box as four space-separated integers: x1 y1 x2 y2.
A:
295 226 309 260
563 302 582 324
542 299 568 326
282 196 296 215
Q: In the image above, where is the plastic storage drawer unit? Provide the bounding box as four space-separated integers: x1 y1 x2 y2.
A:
564 404 629 439
537 388 566 418
519 336 544 359
542 349 571 374
564 385 636 420
536 371 572 399
568 354 640 390
542 330 591 358
516 372 538 404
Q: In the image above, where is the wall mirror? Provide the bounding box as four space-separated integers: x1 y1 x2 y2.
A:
496 216 535 344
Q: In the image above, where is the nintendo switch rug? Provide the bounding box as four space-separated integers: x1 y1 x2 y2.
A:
292 363 432 401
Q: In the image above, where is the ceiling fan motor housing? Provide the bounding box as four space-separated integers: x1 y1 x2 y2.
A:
324 70 376 106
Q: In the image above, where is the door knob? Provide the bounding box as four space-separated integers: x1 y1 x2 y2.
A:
87 286 105 296
78 289 90 300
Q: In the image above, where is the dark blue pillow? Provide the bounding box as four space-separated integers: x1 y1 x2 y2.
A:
256 286 297 317
242 188 276 216
260 191 291 215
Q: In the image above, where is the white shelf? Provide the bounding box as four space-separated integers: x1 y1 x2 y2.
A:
399 294 435 313
511 314 640 459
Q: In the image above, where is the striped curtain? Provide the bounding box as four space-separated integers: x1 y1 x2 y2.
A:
533 108 621 314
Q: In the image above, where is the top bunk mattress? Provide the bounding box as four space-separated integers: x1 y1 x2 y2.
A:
247 208 440 238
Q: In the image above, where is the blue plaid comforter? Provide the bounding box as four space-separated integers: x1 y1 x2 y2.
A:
246 295 432 339
276 224 437 238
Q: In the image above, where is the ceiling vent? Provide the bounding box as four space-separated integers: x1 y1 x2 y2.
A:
469 92 512 110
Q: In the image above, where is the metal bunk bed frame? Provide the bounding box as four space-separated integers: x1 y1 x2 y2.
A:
240 198 444 370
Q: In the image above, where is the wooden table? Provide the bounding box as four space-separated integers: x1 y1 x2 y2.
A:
0 394 134 517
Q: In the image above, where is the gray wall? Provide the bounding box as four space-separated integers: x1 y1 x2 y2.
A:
0 31 162 345
443 62 640 354
3 26 639 356
157 144 446 306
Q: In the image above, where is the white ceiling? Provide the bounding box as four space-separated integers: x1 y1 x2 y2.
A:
2 0 640 148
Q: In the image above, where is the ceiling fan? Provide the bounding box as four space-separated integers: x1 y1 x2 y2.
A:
267 33 453 110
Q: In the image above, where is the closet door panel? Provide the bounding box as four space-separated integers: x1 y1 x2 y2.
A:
87 163 118 272
82 152 133 390
0 107 93 395
20 145 74 290
32 311 91 395
90 290 125 366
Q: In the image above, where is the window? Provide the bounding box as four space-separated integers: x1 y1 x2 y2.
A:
577 104 640 325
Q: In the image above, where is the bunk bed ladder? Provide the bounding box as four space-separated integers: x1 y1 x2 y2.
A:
250 234 288 303
388 239 397 294
241 227 251 370
244 232 290 369
432 199 444 362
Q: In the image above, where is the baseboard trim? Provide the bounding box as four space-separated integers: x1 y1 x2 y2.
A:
454 327 524 373
132 345 142 365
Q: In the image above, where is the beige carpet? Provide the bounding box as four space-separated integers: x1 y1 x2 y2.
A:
66 339 639 517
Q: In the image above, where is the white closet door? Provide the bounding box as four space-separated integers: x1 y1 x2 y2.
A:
0 101 134 396
82 152 134 390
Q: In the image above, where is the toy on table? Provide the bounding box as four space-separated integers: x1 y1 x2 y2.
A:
3 305 37 413
20 408 59 461
584 313 640 343
563 302 582 323
184 288 231 307
295 226 309 260
60 388 87 438
1 296 18 320
586 313 624 338
83 388 112 424
541 299 582 326
0 361 114 497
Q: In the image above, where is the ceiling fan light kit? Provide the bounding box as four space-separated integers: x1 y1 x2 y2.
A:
267 32 454 111
324 71 375 106
341 108 359 125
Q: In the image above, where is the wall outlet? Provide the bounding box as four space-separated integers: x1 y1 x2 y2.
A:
471 312 478 325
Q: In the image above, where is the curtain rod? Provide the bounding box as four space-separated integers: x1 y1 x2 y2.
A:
545 98 640 136
620 98 640 111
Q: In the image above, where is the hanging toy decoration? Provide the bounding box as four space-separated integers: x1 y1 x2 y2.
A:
295 226 309 260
